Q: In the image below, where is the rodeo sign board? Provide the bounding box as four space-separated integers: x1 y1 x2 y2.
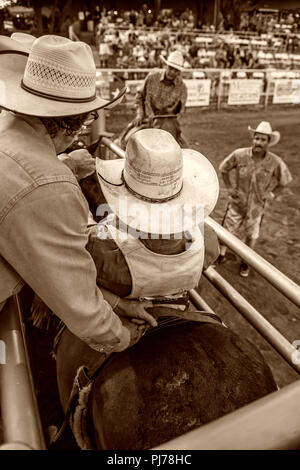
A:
184 79 211 107
273 79 300 104
228 79 263 105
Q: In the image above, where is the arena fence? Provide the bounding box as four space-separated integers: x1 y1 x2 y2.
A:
0 136 299 450
96 67 300 111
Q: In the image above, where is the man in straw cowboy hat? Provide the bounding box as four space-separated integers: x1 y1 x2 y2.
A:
131 50 188 147
0 33 158 355
218 121 292 278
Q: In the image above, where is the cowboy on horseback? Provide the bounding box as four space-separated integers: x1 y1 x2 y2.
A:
129 50 189 148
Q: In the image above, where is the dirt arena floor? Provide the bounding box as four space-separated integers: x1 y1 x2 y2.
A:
1 106 299 449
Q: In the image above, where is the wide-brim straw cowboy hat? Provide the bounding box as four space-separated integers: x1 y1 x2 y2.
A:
248 121 280 147
160 50 185 71
0 34 125 117
96 129 219 235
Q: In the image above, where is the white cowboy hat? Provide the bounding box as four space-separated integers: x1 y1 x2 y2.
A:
96 129 219 235
248 121 280 147
160 50 185 71
0 32 36 54
0 34 125 117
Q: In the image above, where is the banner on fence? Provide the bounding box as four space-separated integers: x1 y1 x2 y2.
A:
273 79 300 104
228 79 263 105
184 79 211 107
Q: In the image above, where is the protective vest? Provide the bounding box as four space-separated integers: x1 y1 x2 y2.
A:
97 215 204 299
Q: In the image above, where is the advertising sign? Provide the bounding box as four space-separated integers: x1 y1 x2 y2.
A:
184 79 211 107
273 79 300 104
228 79 263 105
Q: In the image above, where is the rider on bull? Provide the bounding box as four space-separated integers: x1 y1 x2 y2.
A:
32 128 220 329
81 128 219 307
132 50 189 147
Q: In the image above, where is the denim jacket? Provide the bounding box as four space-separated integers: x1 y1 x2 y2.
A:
0 112 130 353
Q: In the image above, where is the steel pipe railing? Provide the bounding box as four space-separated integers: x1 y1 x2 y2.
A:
204 266 300 374
0 294 46 450
206 216 300 308
153 378 300 450
100 136 126 158
189 289 215 313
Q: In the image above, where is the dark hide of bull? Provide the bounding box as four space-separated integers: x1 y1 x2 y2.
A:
56 320 277 450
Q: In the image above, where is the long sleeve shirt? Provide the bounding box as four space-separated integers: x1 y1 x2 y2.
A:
0 112 130 354
135 70 187 118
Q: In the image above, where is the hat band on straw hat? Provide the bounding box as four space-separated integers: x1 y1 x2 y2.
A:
20 79 96 103
98 169 183 203
121 171 183 203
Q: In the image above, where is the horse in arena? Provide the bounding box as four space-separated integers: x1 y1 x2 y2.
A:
55 307 277 450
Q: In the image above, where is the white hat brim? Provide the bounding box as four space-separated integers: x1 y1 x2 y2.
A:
248 126 280 147
0 52 126 117
160 54 184 71
0 34 34 54
96 150 219 235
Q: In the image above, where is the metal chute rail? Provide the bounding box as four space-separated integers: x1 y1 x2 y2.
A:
0 293 46 450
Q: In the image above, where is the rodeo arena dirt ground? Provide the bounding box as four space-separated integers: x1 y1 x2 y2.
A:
0 105 299 451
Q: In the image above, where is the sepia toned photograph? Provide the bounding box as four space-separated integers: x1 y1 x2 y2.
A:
0 0 299 456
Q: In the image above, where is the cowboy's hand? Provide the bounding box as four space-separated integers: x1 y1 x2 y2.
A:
68 149 96 180
132 112 144 127
120 317 148 348
147 113 155 127
115 298 157 328
228 187 239 199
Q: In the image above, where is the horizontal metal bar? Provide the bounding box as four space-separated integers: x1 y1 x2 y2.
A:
100 136 125 158
189 289 215 313
153 379 300 450
0 295 46 450
204 266 300 374
206 217 300 308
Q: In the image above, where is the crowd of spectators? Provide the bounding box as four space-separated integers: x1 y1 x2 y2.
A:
83 6 299 70
93 25 300 70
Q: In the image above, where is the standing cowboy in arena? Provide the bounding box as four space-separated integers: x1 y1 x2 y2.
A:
0 34 156 355
218 121 292 277
132 50 188 147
